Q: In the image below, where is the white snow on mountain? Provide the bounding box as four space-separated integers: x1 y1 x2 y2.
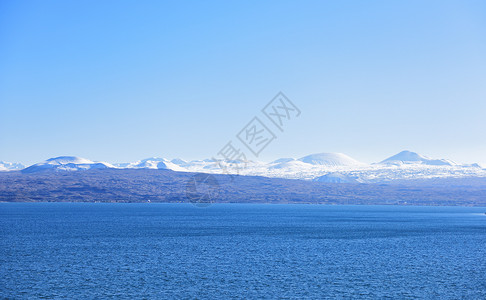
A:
6 151 486 182
462 163 484 169
298 153 366 167
270 158 295 164
113 162 132 168
176 151 485 182
170 158 191 168
0 161 25 171
269 160 310 170
170 153 368 180
315 172 359 183
378 150 457 166
121 157 187 172
22 156 114 173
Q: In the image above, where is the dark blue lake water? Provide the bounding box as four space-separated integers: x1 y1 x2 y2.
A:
1 203 485 299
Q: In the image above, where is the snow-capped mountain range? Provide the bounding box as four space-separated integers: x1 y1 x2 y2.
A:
2 151 485 183
378 151 457 166
0 161 25 171
21 156 114 174
113 157 188 172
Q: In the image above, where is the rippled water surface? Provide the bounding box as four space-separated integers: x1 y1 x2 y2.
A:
1 203 485 299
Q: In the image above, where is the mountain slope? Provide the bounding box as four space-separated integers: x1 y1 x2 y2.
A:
2 169 486 206
379 151 456 166
0 161 25 171
22 156 114 173
298 153 366 167
124 157 187 172
314 172 359 183
7 151 485 182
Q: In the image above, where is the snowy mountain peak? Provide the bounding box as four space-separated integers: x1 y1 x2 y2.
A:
270 158 295 164
0 161 25 171
170 158 192 168
385 150 421 161
379 151 457 166
22 156 114 173
4 151 485 182
315 172 359 183
124 157 187 172
45 156 95 165
171 158 188 165
298 153 366 167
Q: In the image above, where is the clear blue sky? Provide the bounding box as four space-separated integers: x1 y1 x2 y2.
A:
1 0 485 165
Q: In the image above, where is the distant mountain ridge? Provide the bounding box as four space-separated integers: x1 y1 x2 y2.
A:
298 153 366 167
2 168 486 206
119 157 187 172
0 161 25 171
379 150 457 166
21 156 114 174
5 151 486 182
315 172 360 183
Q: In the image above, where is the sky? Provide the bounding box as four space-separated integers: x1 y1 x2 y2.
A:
1 0 485 166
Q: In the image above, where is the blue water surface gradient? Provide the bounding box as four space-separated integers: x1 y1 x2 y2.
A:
1 203 485 299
